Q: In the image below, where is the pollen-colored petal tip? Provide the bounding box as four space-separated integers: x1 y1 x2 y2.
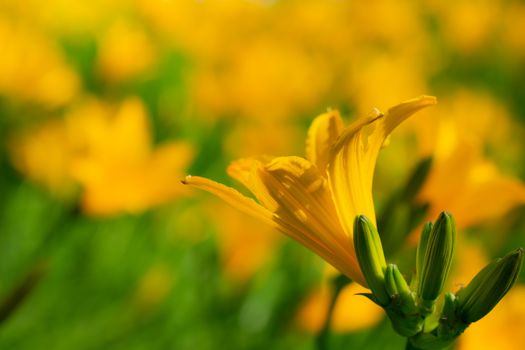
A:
181 175 192 184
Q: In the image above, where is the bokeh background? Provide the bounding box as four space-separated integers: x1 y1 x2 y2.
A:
1 0 525 349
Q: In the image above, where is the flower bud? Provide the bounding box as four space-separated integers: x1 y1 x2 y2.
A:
353 215 389 305
416 222 433 284
456 248 523 323
418 212 455 307
385 264 417 314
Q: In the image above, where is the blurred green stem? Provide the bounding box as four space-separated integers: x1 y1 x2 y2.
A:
0 261 47 325
315 274 351 350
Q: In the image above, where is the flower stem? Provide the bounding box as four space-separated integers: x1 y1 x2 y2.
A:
0 260 47 325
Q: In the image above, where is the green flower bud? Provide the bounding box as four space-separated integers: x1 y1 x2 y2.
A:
418 212 456 309
353 215 389 305
416 222 433 284
385 264 417 314
456 248 523 323
384 264 399 296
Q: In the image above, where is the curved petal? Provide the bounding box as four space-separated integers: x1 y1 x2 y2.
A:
227 156 277 209
328 96 437 238
258 156 365 284
306 110 344 174
182 175 276 227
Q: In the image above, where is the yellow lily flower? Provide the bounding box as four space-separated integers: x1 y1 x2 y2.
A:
69 97 194 216
184 96 436 285
9 97 194 215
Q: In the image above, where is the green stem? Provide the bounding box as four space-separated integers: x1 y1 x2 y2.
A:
0 261 47 325
315 275 351 350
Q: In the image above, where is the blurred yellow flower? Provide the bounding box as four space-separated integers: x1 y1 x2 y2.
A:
184 96 436 286
9 97 194 216
409 92 525 229
223 120 302 159
428 0 502 54
408 91 523 162
296 282 383 333
193 38 332 120
346 54 428 117
8 120 76 197
69 98 194 216
0 16 80 107
501 2 525 58
97 19 157 82
419 142 525 229
207 202 281 283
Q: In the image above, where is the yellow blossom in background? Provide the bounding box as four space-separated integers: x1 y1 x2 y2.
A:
0 0 129 36
0 16 80 108
136 0 348 120
207 203 281 283
501 2 525 58
419 142 525 229
8 120 76 197
68 98 194 216
346 54 428 117
223 120 302 159
193 38 332 120
427 0 502 54
449 238 490 291
408 92 525 229
97 19 157 83
407 91 523 162
9 97 194 216
184 96 436 286
296 282 383 333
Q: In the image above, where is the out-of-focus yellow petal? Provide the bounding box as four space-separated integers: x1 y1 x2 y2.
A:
328 96 436 237
97 19 156 82
182 175 275 228
296 282 383 333
332 283 384 332
208 202 281 283
306 110 344 173
419 141 525 229
112 97 152 162
258 156 363 284
8 120 76 197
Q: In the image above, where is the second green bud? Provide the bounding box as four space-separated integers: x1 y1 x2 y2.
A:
417 212 456 312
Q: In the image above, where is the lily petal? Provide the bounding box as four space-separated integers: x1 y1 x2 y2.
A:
306 110 344 174
182 175 276 227
258 156 364 284
227 157 277 209
328 96 437 237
